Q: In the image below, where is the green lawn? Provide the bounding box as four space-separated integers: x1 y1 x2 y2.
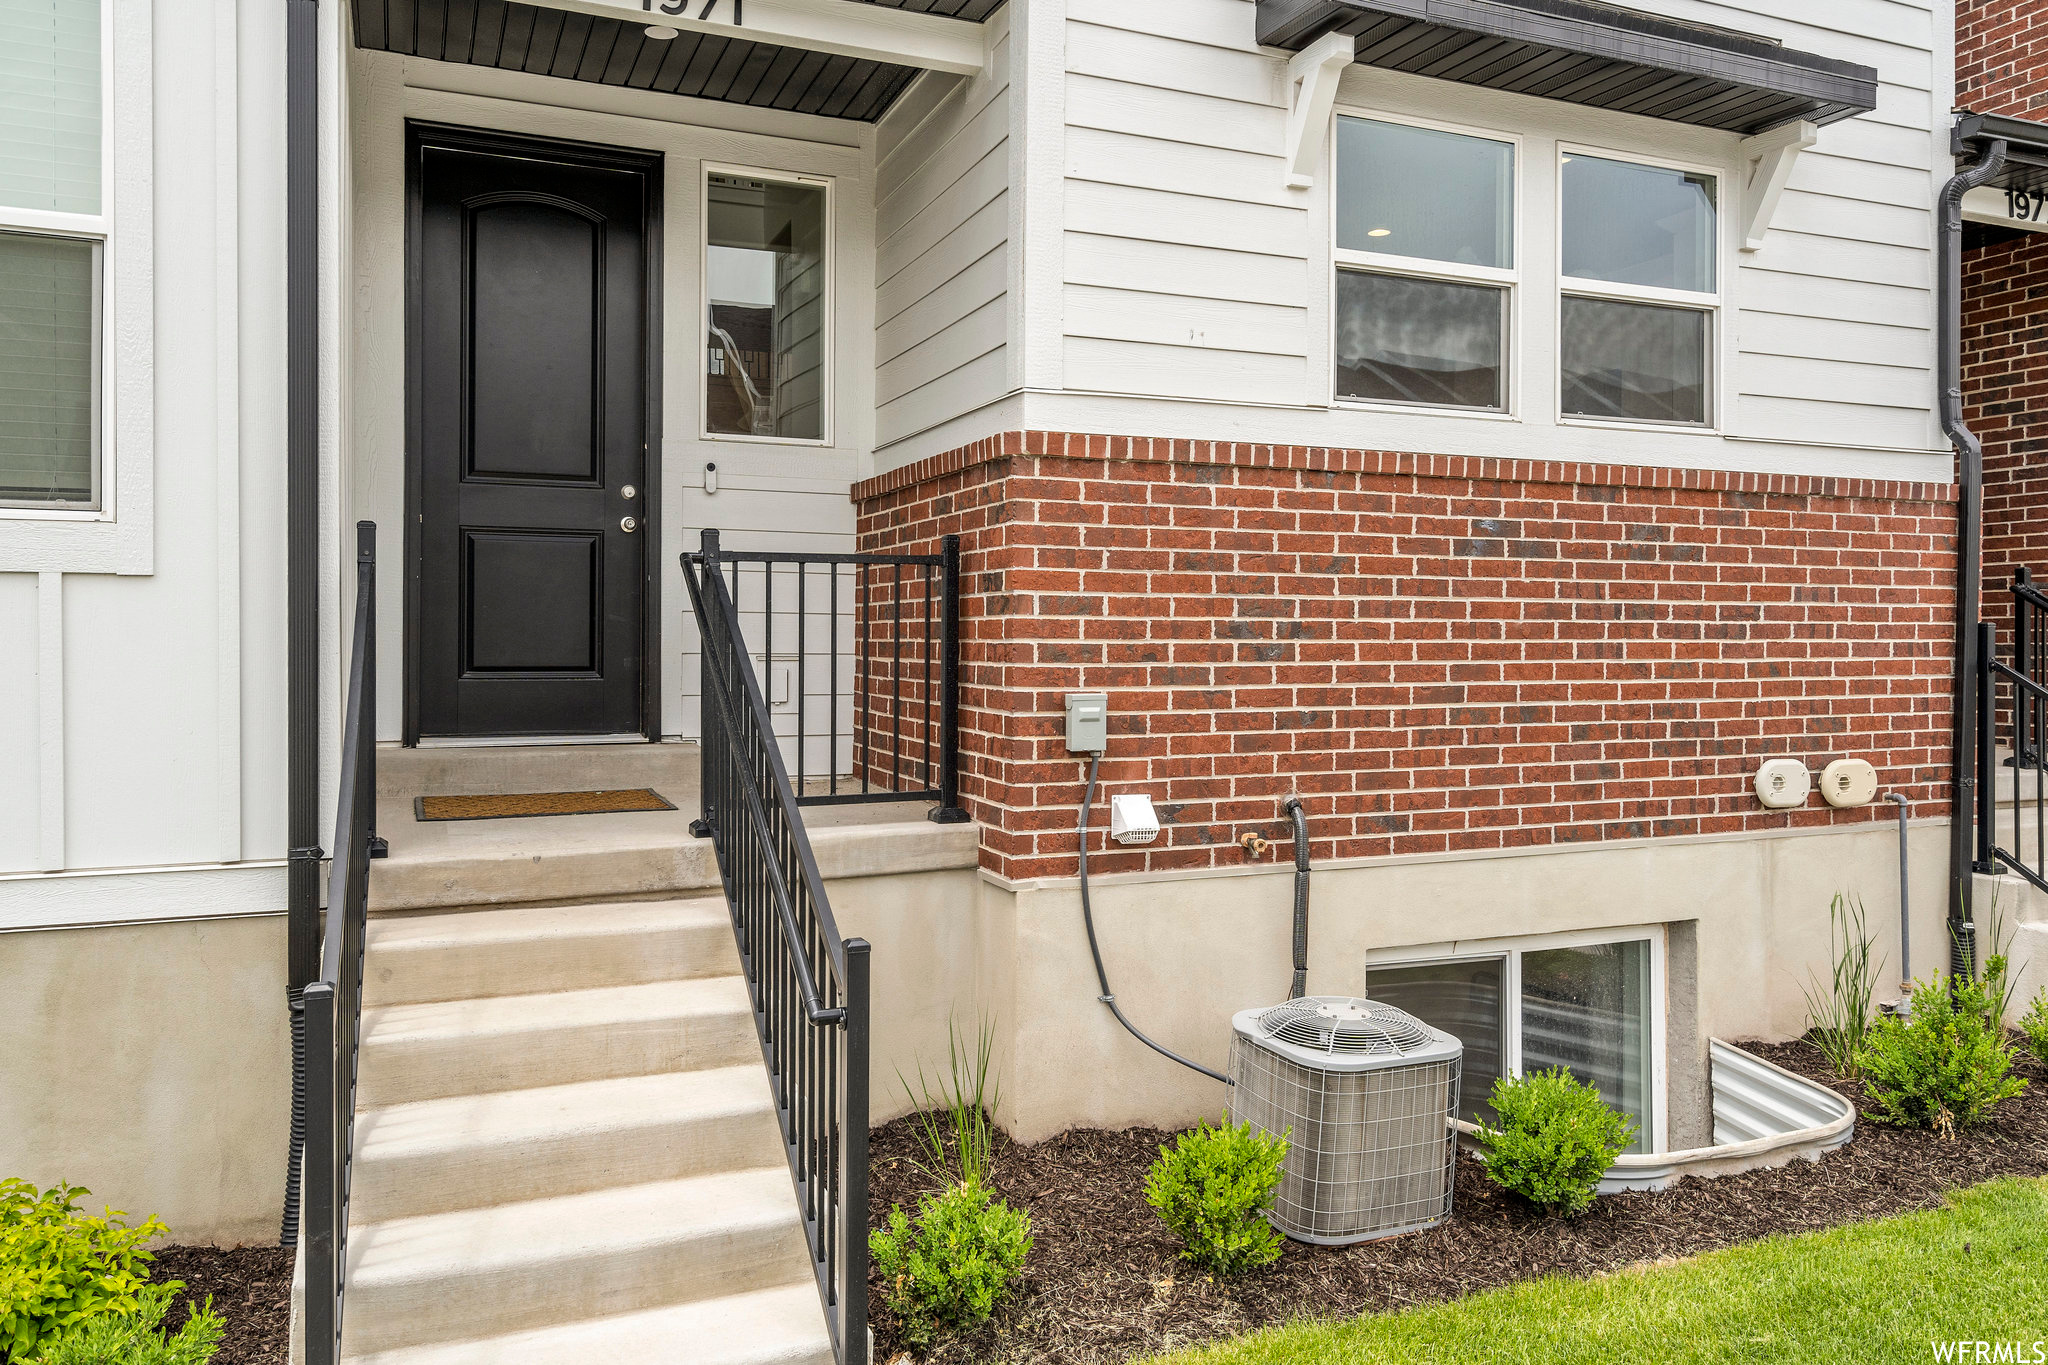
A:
1148 1178 2048 1365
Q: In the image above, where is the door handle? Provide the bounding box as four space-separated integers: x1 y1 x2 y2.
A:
620 516 639 533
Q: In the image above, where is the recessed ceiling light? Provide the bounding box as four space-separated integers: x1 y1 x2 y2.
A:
1367 228 1392 238
644 24 678 39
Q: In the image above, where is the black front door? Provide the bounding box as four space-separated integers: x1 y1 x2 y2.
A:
410 126 659 740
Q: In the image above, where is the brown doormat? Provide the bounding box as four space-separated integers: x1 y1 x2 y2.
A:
413 789 677 821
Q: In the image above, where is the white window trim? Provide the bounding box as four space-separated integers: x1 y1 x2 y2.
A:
1554 142 1726 435
698 160 835 450
1370 924 1670 1155
0 0 152 573
1328 109 1525 421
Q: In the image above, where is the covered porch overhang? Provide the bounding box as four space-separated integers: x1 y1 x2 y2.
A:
353 0 996 122
1257 0 1877 134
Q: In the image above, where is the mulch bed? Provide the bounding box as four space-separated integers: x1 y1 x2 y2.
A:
867 1040 2048 1363
149 1244 293 1365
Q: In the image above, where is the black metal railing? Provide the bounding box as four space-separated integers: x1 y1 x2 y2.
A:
1978 567 2048 894
301 522 383 1365
689 529 966 823
683 532 873 1365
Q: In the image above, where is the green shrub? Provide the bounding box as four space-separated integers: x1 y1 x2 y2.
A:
2023 990 2048 1066
0 1181 168 1360
1799 892 1884 1078
1143 1121 1288 1276
869 1179 1031 1348
1477 1068 1636 1217
1857 975 2028 1135
27 1284 221 1365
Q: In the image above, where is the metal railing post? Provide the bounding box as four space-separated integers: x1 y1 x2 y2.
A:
691 529 722 841
303 982 338 1365
2019 569 2038 766
930 535 968 824
1977 621 1998 875
360 524 387 860
843 938 871 1365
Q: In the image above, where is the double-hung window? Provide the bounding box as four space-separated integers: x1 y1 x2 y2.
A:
1369 933 1660 1152
1333 117 1516 413
1559 153 1719 427
0 0 105 510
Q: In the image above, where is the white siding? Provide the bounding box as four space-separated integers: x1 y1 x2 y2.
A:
1047 0 1947 473
874 11 1013 448
0 0 289 898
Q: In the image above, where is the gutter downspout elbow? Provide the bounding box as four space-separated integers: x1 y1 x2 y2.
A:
1939 136 2008 959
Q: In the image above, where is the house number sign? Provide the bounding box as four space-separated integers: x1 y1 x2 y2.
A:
644 0 742 19
1963 184 2048 235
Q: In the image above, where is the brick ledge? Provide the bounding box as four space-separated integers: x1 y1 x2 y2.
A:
852 431 1958 506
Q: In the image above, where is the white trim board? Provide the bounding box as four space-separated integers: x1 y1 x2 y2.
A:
0 861 287 933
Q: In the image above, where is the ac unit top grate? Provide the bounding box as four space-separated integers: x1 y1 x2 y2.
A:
1253 996 1437 1057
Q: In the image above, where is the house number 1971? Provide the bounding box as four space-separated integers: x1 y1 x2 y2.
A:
644 0 742 20
2005 187 2046 223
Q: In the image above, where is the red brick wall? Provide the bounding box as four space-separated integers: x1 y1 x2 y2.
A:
1964 229 2048 643
1959 0 2048 117
858 435 1958 881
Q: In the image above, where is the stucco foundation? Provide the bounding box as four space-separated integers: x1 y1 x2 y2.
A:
0 916 290 1247
852 818 1956 1148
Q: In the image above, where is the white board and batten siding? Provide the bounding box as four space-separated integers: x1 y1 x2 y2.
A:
1044 0 1951 482
874 8 1014 450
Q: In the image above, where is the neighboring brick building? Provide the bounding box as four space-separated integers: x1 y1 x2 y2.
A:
1961 0 2048 640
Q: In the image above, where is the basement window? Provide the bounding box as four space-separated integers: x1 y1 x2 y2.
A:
1332 116 1516 413
1369 932 1659 1152
1558 152 1719 427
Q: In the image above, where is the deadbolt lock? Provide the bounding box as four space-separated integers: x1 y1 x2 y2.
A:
621 485 637 500
620 516 639 533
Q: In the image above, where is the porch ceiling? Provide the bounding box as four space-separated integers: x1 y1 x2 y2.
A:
355 0 1001 122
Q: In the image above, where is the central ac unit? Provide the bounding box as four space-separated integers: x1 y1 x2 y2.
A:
1229 995 1462 1245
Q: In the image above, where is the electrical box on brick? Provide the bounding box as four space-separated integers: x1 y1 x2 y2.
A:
1065 692 1108 753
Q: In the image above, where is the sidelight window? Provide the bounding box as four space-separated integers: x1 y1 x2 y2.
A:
704 168 829 444
1368 932 1659 1152
0 0 106 509
1559 153 1718 426
1333 116 1516 413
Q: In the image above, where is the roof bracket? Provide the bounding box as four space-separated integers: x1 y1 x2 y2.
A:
1738 120 1818 253
1283 31 1355 190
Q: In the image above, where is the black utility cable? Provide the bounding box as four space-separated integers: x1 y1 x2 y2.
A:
1077 752 1232 1086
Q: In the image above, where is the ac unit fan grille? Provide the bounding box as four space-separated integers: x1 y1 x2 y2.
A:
1255 996 1435 1056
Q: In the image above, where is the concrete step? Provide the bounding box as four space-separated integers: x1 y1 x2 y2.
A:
356 977 758 1108
341 1283 833 1365
363 899 737 1007
349 1067 784 1224
339 1169 813 1357
376 741 702 801
368 804 977 914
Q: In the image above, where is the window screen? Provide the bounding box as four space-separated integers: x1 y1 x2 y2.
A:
0 230 97 505
1369 957 1508 1126
1521 940 1654 1153
1334 118 1514 412
0 0 101 216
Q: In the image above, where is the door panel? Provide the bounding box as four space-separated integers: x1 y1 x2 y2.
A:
411 129 658 740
